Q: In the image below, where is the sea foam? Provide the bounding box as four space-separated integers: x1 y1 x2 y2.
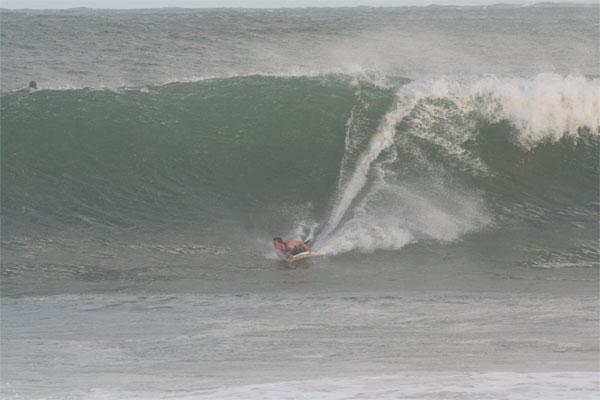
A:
315 74 596 255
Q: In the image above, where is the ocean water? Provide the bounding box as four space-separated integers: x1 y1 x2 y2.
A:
1 5 599 399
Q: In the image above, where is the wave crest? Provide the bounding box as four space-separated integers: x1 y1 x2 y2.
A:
414 74 599 145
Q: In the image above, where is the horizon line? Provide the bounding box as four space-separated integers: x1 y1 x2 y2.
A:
1 2 597 11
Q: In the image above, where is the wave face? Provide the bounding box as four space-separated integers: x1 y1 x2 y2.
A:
2 76 364 234
2 74 599 265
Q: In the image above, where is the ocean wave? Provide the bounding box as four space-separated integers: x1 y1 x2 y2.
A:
1 74 597 257
27 372 600 400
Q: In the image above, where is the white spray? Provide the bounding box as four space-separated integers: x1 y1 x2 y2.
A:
316 87 420 245
314 74 597 255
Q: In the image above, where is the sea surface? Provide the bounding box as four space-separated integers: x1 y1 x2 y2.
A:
1 5 599 399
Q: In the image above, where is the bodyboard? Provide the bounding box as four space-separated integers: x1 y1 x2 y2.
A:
277 250 312 262
289 251 312 261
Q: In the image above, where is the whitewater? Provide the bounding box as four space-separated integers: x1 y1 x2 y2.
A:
1 5 599 400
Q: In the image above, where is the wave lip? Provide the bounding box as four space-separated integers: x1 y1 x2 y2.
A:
413 74 599 145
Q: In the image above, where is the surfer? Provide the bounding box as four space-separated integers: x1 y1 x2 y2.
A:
272 237 310 260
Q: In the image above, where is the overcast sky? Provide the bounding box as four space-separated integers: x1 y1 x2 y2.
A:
0 0 592 9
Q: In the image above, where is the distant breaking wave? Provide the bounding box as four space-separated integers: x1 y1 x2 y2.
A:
2 6 599 92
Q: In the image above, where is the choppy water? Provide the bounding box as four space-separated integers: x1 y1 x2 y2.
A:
1 5 599 400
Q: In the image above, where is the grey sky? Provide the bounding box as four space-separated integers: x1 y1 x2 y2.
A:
0 0 594 9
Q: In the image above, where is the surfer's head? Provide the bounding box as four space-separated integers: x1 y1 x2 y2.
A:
272 237 286 252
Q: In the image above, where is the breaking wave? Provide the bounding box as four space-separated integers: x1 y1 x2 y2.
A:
1 73 598 257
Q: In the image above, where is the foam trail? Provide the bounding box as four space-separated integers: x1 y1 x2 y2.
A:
316 88 418 245
337 106 356 192
166 372 600 400
288 220 319 244
317 176 490 255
